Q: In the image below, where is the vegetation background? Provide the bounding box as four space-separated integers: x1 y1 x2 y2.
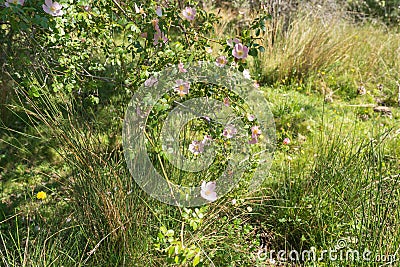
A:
1 0 399 266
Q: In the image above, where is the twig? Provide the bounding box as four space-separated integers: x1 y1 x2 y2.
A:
111 0 128 17
344 104 375 107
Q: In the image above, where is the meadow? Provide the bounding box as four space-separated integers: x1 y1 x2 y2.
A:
1 0 399 266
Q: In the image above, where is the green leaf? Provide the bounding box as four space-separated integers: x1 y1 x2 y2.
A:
248 48 258 57
168 246 175 257
166 229 175 237
190 221 198 230
193 254 201 266
278 218 287 223
28 86 40 98
160 225 167 234
126 22 140 33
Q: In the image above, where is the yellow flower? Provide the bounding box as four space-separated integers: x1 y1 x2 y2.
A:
36 191 47 200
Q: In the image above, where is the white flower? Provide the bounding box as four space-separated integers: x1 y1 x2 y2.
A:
200 181 217 202
135 3 145 15
243 69 251 79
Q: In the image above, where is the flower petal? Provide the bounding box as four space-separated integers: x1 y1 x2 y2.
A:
156 6 162 17
206 181 216 191
201 181 207 191
42 4 50 14
45 0 52 7
206 192 218 202
53 2 62 10
55 9 64 16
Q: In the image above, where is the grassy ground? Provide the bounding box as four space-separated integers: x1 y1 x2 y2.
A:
1 4 400 267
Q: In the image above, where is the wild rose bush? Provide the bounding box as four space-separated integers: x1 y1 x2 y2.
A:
2 0 269 192
1 0 268 101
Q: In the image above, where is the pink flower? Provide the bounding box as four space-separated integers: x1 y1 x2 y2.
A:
227 38 240 47
249 136 258 144
182 7 196 21
201 135 213 145
178 62 187 73
189 140 204 155
283 138 291 145
254 82 260 88
152 19 168 46
249 125 262 144
232 43 249 59
247 114 255 121
174 79 190 97
200 181 217 202
215 56 227 67
42 0 63 17
223 97 230 107
156 6 162 17
152 19 159 29
5 0 24 7
251 125 262 138
153 32 168 46
83 5 91 12
223 124 237 139
202 116 211 122
144 76 158 87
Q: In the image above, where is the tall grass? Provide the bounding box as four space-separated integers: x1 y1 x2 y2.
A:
252 117 400 265
0 216 88 267
8 87 168 266
256 7 400 95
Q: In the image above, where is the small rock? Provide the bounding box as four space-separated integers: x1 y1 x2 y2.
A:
359 114 369 121
373 106 392 116
298 134 307 143
324 94 333 103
